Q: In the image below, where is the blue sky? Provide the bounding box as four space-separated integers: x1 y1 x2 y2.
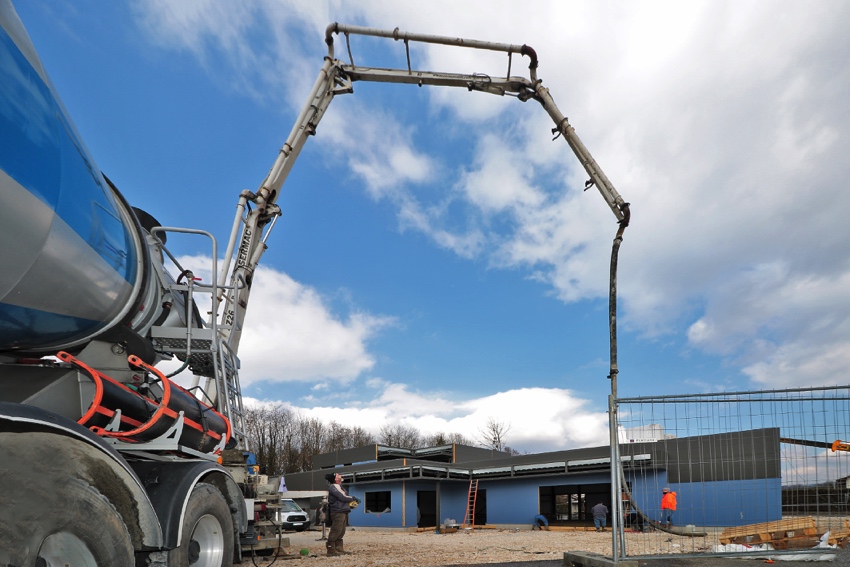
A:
13 1 850 453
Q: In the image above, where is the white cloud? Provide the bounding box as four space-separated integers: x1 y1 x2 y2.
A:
320 99 434 198
317 98 489 258
455 388 610 452
689 266 850 387
162 256 392 386
458 134 543 213
292 383 609 453
238 266 393 384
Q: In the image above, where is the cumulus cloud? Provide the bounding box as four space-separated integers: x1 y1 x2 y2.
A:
316 97 489 259
162 256 393 386
689 266 850 388
458 134 544 213
237 266 394 384
289 383 609 453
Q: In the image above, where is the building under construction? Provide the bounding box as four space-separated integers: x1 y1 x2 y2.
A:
284 427 781 529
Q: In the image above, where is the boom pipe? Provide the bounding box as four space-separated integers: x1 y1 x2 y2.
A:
257 56 340 203
325 23 537 70
340 66 531 94
780 437 850 452
326 24 625 222
533 85 627 221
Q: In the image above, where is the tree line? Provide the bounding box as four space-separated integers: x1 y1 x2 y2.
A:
243 404 515 475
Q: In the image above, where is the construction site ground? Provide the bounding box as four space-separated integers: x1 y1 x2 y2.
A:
242 524 850 567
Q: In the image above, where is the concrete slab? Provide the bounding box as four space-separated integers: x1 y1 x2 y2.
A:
564 551 638 567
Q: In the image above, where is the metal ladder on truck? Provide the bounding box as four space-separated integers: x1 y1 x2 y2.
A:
147 226 248 452
462 478 479 530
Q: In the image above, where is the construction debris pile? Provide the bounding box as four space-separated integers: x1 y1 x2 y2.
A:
713 516 845 561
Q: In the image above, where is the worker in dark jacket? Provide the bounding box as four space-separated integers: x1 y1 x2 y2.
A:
325 472 360 556
591 502 609 532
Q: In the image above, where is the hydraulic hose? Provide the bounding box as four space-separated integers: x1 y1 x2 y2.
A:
608 204 630 558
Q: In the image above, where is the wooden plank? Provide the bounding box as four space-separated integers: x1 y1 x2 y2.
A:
720 517 816 541
772 535 822 550
733 517 814 534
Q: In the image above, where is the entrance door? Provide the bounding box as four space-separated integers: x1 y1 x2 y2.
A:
417 490 437 528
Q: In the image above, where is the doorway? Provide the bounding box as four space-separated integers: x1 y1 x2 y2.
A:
417 490 437 528
472 489 487 526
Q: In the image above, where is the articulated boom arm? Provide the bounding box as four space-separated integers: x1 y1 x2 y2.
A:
217 23 630 353
326 24 628 222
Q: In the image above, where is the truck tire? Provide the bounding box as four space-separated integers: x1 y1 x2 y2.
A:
168 482 234 567
0 475 133 566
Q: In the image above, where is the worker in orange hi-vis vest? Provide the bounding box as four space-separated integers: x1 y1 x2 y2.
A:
661 487 677 527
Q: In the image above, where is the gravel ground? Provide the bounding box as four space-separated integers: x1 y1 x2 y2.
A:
240 526 849 567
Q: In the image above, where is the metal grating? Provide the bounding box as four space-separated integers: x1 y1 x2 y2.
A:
612 386 850 560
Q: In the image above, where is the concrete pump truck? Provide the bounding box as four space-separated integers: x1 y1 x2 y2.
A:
0 2 628 565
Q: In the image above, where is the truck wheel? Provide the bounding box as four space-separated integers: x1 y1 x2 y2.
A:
1 476 133 566
169 482 234 567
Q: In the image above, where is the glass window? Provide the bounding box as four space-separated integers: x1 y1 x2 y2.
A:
365 491 391 514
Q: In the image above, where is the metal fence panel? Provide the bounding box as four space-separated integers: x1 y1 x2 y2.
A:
612 386 850 560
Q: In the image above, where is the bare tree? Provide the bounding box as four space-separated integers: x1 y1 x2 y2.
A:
423 432 450 446
348 425 377 448
325 421 352 453
296 416 326 472
243 405 379 474
477 417 511 452
448 432 475 446
324 422 376 452
243 403 295 475
423 432 474 447
379 423 421 449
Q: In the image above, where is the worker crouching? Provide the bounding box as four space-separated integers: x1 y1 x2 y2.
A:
325 472 361 556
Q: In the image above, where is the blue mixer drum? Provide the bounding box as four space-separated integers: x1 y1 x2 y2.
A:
0 5 148 355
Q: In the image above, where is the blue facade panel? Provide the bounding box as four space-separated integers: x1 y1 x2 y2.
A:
666 478 781 527
478 479 538 524
625 472 780 527
624 470 666 521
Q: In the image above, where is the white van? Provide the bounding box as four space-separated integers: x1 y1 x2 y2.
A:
278 498 310 532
